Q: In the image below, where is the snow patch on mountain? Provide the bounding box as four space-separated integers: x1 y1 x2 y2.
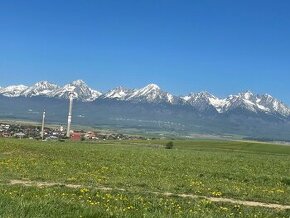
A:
208 98 227 113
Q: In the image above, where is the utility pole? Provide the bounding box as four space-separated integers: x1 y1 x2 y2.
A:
66 93 74 138
41 110 45 140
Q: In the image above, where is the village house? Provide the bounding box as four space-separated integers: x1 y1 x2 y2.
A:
84 131 96 139
71 131 82 141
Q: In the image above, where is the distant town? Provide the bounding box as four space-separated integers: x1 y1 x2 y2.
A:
0 122 147 141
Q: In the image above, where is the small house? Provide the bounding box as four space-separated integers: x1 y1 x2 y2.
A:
71 132 82 141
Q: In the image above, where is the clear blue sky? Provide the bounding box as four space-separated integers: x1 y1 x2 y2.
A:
0 0 290 103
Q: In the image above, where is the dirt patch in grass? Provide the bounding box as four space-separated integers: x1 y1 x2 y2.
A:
8 179 290 210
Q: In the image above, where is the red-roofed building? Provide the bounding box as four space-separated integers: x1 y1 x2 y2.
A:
71 132 82 141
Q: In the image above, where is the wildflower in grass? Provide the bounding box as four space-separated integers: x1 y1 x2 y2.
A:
234 205 240 209
211 191 222 197
200 199 212 206
219 206 229 212
80 188 89 193
190 180 203 187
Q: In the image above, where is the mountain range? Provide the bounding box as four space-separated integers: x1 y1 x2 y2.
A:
1 80 290 140
1 80 289 118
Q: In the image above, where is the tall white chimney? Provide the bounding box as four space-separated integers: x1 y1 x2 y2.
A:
66 93 74 138
41 110 45 140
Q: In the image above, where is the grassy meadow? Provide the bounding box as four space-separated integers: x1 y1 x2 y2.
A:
0 138 289 217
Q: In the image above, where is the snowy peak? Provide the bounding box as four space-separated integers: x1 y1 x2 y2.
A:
182 92 225 112
219 92 290 116
0 85 28 97
21 81 59 97
257 94 290 117
34 81 58 88
52 80 101 101
102 84 176 104
0 80 102 101
222 93 257 113
103 86 134 100
143 83 160 91
183 91 215 101
89 89 102 101
181 90 290 117
71 79 87 86
130 83 160 97
240 91 254 100
127 84 175 104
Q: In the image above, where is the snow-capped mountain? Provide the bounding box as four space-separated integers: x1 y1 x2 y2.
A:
182 92 226 112
101 84 178 104
0 85 28 97
181 90 290 117
0 80 102 102
21 81 59 97
126 84 177 104
102 86 134 100
219 91 290 116
51 80 101 101
257 94 290 117
0 80 289 118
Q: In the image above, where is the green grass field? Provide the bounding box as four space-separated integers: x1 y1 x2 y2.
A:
0 138 289 217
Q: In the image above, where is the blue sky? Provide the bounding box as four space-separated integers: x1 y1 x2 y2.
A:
0 0 290 103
